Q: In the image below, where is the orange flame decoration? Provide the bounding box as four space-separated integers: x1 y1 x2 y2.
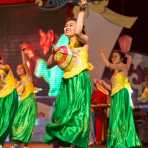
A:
118 35 133 53
39 29 57 55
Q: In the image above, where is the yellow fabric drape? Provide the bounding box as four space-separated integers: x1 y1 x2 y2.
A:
0 65 16 97
73 0 137 29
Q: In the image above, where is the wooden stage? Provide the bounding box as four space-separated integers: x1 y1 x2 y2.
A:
3 143 147 148
3 144 106 148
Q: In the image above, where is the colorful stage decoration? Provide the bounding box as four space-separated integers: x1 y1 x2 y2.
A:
18 33 65 97
35 0 68 10
0 0 68 7
39 30 72 69
0 0 137 29
35 60 64 97
39 29 57 55
128 53 145 105
34 33 69 97
34 0 138 29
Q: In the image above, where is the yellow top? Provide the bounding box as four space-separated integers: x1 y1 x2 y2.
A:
0 65 16 97
141 87 148 100
64 40 93 79
17 75 34 100
111 71 131 96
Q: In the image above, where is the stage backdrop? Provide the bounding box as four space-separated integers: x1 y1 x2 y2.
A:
85 10 122 78
0 4 66 142
0 4 122 142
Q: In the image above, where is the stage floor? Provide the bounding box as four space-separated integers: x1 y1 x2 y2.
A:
3 144 106 148
3 143 148 148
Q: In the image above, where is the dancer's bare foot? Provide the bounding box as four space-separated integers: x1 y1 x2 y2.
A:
11 144 20 148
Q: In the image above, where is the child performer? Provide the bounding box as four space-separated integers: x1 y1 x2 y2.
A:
44 0 93 147
99 48 141 148
0 54 18 148
11 50 37 148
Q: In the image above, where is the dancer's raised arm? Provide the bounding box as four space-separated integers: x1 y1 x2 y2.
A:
125 53 132 70
21 50 32 81
99 48 132 72
75 0 88 44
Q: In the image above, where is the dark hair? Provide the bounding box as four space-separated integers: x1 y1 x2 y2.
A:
19 41 30 45
110 50 127 64
17 64 26 74
0 53 3 60
64 17 86 48
65 17 77 23
65 17 86 35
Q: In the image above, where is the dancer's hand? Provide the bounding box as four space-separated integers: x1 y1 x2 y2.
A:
99 48 106 54
80 0 87 5
98 80 104 85
125 53 132 70
20 42 27 51
79 0 87 10
0 64 6 70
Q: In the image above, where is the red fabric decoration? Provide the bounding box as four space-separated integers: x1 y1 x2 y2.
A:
92 90 108 105
0 0 34 5
91 90 108 143
39 29 56 55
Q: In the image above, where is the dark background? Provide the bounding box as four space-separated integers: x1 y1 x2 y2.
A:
108 0 148 55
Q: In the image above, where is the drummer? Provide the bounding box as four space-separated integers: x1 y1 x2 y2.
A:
91 79 110 144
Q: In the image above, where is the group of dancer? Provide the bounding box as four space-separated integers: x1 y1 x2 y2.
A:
0 48 37 148
0 0 142 147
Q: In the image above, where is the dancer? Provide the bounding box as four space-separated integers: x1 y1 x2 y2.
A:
0 54 18 148
11 50 37 148
44 0 93 147
99 48 141 147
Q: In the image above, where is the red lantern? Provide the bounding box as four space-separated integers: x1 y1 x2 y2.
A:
118 35 133 53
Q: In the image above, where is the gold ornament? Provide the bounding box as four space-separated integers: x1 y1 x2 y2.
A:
35 0 43 7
